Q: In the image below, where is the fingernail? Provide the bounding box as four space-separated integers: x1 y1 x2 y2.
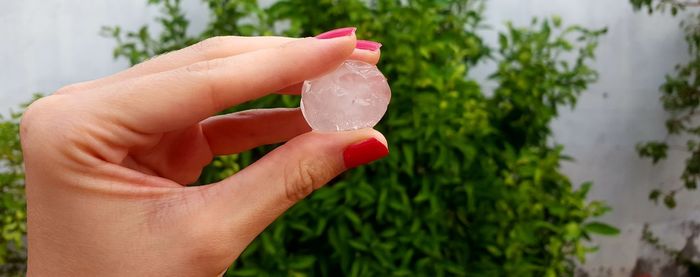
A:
356 40 382 51
315 27 357 39
343 138 389 168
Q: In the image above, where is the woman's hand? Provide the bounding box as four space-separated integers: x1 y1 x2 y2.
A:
21 29 388 276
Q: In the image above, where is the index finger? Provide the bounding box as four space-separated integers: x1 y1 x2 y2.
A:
59 36 298 93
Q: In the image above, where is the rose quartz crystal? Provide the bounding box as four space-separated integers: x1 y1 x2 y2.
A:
300 60 391 132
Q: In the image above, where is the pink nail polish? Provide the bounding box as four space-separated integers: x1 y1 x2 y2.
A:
315 27 357 39
356 40 382 51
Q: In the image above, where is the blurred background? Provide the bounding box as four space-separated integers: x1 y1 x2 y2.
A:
1 1 697 276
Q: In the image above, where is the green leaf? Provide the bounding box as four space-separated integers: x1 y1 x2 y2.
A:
664 193 677 209
498 33 509 49
288 255 316 270
344 209 362 227
649 189 661 203
230 268 260 276
583 222 620 236
637 141 669 164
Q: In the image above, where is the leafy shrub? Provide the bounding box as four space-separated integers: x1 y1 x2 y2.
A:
0 0 616 276
0 98 32 276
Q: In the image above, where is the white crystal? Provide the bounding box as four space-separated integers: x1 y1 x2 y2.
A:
301 60 391 132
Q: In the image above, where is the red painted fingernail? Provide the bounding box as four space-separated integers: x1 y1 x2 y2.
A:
343 138 389 168
315 27 357 39
356 40 382 51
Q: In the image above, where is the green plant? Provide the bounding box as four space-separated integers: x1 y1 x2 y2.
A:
630 0 699 15
634 0 700 209
632 0 700 274
0 96 39 276
0 0 617 276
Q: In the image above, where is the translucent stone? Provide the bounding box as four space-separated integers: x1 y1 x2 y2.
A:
301 60 391 132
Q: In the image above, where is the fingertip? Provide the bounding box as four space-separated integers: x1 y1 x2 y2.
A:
349 48 381 65
275 41 381 95
338 128 387 148
303 32 358 61
356 40 382 51
341 129 389 169
367 129 388 149
268 35 356 84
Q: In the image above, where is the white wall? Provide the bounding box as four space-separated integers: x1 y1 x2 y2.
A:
0 0 209 114
481 1 692 276
0 1 693 276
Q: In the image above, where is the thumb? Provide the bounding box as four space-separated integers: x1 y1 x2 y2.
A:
205 129 388 248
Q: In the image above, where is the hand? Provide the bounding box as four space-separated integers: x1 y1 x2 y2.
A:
21 29 389 276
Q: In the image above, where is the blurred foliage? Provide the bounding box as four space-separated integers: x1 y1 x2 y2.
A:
640 223 700 276
0 96 38 276
633 0 700 209
0 0 617 276
630 0 698 15
633 0 700 275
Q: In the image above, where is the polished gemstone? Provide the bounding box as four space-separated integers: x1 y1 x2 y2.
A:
301 60 391 132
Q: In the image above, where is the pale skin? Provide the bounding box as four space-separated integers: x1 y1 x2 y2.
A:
21 34 387 276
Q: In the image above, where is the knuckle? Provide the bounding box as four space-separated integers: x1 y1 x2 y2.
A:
284 159 332 202
53 82 89 95
186 58 218 73
196 36 226 49
193 36 232 59
20 96 62 139
184 59 221 110
20 95 88 151
276 38 301 50
268 43 305 86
